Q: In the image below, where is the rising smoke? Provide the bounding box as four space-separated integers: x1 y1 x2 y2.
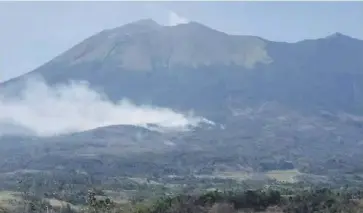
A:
0 77 210 137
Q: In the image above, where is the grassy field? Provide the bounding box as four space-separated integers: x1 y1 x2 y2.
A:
265 169 301 183
210 169 301 183
212 171 254 181
0 191 22 210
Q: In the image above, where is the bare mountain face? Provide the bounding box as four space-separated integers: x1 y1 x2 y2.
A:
1 19 363 179
3 19 363 121
4 19 362 119
51 19 271 71
3 19 363 119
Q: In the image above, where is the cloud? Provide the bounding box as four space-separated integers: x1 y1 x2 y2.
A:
168 10 189 26
0 77 211 137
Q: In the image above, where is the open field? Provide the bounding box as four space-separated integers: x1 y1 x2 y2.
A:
265 169 301 183
0 191 22 210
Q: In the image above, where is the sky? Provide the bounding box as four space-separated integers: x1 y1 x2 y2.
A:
0 1 362 82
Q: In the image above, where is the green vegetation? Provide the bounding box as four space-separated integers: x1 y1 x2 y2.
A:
2 185 363 213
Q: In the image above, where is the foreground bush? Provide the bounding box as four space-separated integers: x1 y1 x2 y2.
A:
3 187 363 213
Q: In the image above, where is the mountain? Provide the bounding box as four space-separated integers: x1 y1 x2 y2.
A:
1 19 363 175
2 19 363 211
3 19 362 120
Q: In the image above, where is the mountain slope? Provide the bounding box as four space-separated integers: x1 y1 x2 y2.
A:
40 19 272 72
2 19 363 194
1 19 363 119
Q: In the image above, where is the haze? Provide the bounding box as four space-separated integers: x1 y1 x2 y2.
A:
0 77 208 137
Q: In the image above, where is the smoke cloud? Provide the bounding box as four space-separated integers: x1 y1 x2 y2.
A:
0 77 210 137
168 11 189 26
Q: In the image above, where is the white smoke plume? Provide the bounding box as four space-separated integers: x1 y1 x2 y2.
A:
0 77 210 137
168 11 189 26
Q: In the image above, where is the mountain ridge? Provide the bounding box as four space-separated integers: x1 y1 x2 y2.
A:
1 19 363 120
1 19 361 85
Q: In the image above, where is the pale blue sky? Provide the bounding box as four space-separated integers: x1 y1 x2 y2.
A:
1 1 362 81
